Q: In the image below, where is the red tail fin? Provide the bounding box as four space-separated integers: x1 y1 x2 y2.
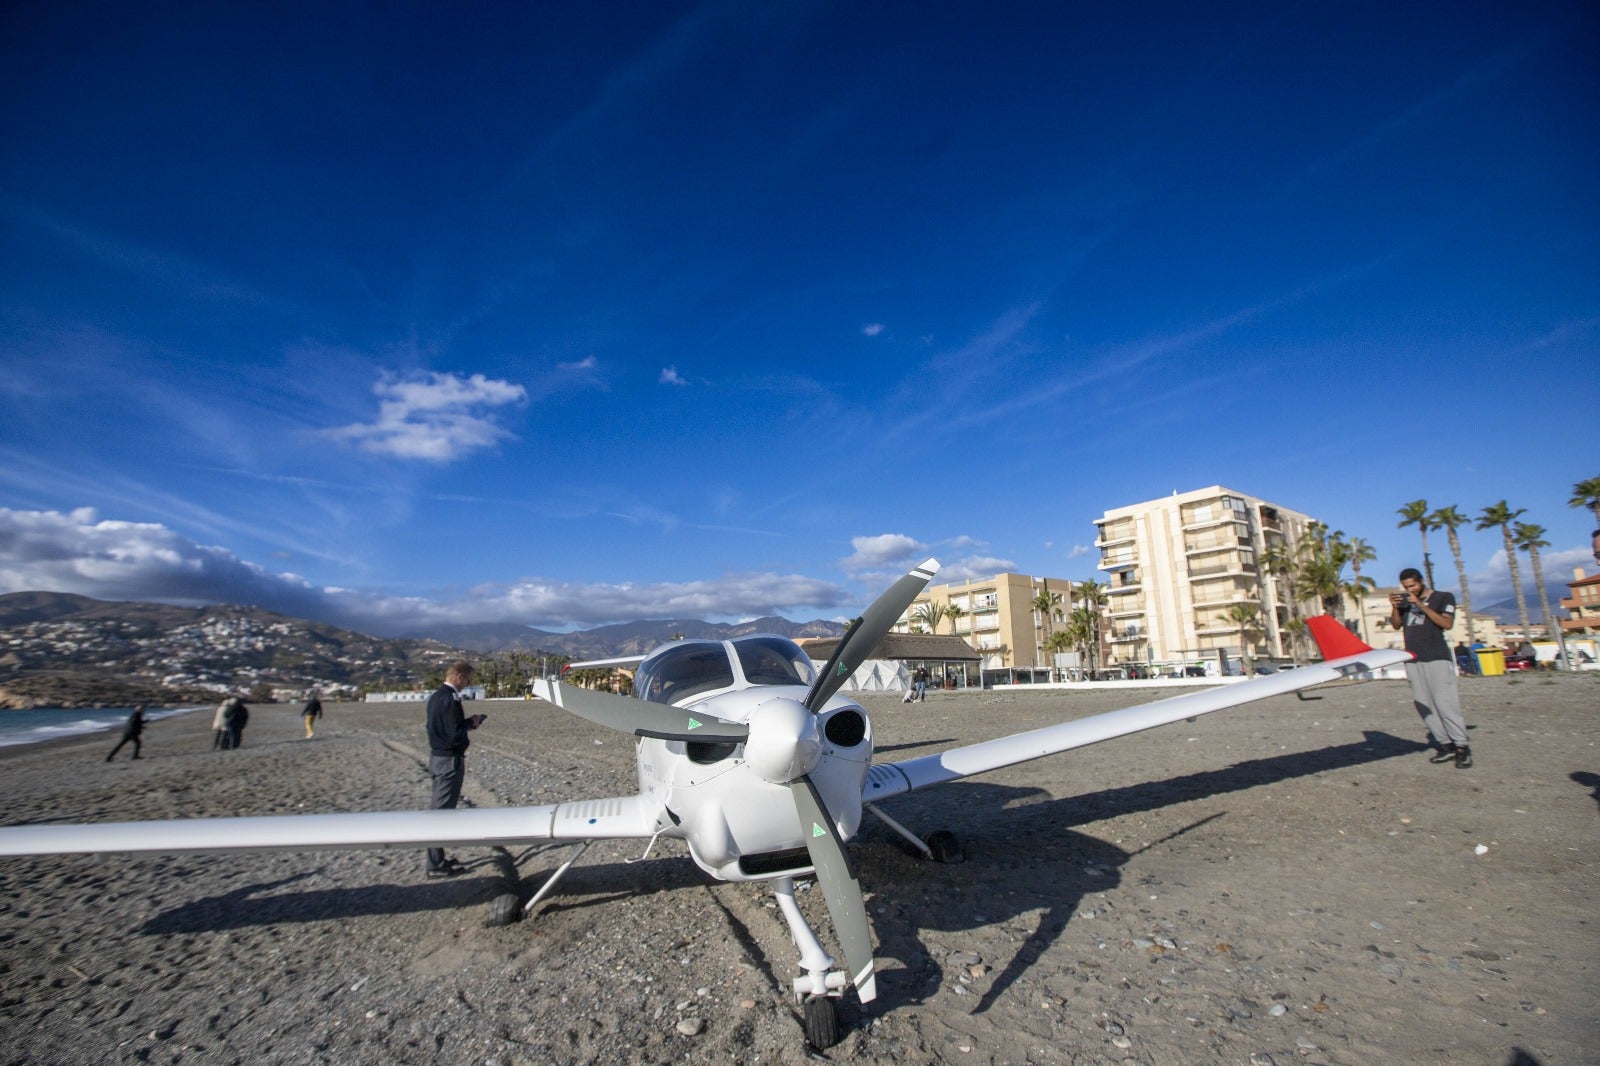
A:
1307 615 1373 661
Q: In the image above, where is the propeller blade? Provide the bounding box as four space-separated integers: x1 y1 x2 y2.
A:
791 776 877 1003
805 557 940 712
531 679 749 743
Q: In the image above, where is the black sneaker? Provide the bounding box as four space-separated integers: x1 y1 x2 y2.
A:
1454 746 1473 769
1429 744 1458 764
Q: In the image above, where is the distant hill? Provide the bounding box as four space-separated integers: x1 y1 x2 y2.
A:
0 591 849 708
0 591 464 709
415 615 847 659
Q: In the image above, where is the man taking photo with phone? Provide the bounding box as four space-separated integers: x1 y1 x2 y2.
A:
1390 568 1472 769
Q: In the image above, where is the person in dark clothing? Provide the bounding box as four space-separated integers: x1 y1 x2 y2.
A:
424 661 485 878
1391 567 1472 768
105 705 146 761
229 697 249 749
301 692 323 739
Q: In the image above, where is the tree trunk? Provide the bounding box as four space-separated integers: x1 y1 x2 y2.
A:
1501 526 1532 648
1528 544 1556 641
1447 526 1475 643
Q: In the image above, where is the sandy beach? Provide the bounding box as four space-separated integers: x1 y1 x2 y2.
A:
1 671 1596 1065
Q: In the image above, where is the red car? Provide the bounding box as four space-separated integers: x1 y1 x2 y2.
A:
1504 654 1537 671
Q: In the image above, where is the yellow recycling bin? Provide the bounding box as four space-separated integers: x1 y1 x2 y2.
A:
1476 648 1505 676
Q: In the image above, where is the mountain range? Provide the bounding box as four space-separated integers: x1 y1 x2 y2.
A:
0 591 846 707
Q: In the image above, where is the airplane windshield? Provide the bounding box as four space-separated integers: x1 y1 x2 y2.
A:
733 635 816 688
634 642 735 705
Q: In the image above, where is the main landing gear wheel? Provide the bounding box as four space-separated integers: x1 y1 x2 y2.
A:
923 829 964 864
802 996 840 1049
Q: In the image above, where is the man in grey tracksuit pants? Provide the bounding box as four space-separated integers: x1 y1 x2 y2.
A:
1391 567 1472 769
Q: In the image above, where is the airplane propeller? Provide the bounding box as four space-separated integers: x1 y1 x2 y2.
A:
786 557 940 1004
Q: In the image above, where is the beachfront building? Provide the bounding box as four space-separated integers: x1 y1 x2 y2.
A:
1560 567 1600 638
1094 486 1319 669
796 633 983 691
893 572 1076 684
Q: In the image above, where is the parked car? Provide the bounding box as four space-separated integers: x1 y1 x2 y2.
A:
1504 654 1537 671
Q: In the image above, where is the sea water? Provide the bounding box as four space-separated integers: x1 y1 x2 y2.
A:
0 706 205 748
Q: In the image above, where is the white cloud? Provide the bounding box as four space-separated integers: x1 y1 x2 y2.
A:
659 366 687 386
841 534 929 575
1464 544 1593 613
325 371 527 462
861 323 885 337
0 507 847 633
940 554 1018 583
557 356 598 372
1067 544 1093 558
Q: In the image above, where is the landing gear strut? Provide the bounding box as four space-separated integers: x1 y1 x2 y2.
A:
772 875 848 1048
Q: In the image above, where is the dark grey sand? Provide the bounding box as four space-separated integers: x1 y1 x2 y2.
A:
2 672 1597 1065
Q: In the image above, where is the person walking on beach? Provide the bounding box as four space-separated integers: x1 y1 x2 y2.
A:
1391 567 1472 769
424 660 486 879
211 698 233 750
228 696 249 749
913 665 929 702
301 691 323 738
105 705 146 761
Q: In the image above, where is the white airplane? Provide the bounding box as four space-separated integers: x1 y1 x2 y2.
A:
0 559 1408 1049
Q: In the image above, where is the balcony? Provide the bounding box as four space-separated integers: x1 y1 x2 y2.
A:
1189 560 1257 579
1095 526 1136 548
1109 630 1146 644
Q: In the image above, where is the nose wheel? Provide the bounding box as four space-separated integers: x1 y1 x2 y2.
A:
802 995 839 1049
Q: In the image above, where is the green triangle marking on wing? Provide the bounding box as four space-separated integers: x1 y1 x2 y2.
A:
811 823 827 838
834 662 849 677
686 717 702 730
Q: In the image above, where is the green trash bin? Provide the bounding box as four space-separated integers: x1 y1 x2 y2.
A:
1477 648 1505 676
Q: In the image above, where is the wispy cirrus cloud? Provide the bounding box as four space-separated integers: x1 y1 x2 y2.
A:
325 371 527 462
659 366 688 386
0 507 845 632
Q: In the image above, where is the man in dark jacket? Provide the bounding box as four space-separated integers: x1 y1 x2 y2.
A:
229 697 250 749
424 660 485 878
105 705 146 761
301 692 323 738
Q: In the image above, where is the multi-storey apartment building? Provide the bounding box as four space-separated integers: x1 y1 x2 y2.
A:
1094 486 1318 667
1560 567 1600 638
895 572 1075 679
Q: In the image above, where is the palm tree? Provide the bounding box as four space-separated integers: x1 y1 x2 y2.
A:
1281 616 1308 663
1429 506 1476 644
1294 522 1348 619
1342 534 1377 638
1477 501 1530 647
912 601 946 636
1046 629 1074 678
1065 606 1097 675
1031 586 1063 675
1397 500 1439 589
1077 580 1109 672
1569 475 1600 525
1513 522 1557 644
1258 541 1299 655
1223 603 1262 676
945 602 966 643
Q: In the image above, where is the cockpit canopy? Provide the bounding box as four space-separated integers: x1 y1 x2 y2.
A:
634 634 817 706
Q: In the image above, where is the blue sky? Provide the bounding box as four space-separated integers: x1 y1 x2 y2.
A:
1 2 1596 635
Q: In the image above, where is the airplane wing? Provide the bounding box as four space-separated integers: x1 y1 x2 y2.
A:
864 618 1410 803
0 794 661 858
